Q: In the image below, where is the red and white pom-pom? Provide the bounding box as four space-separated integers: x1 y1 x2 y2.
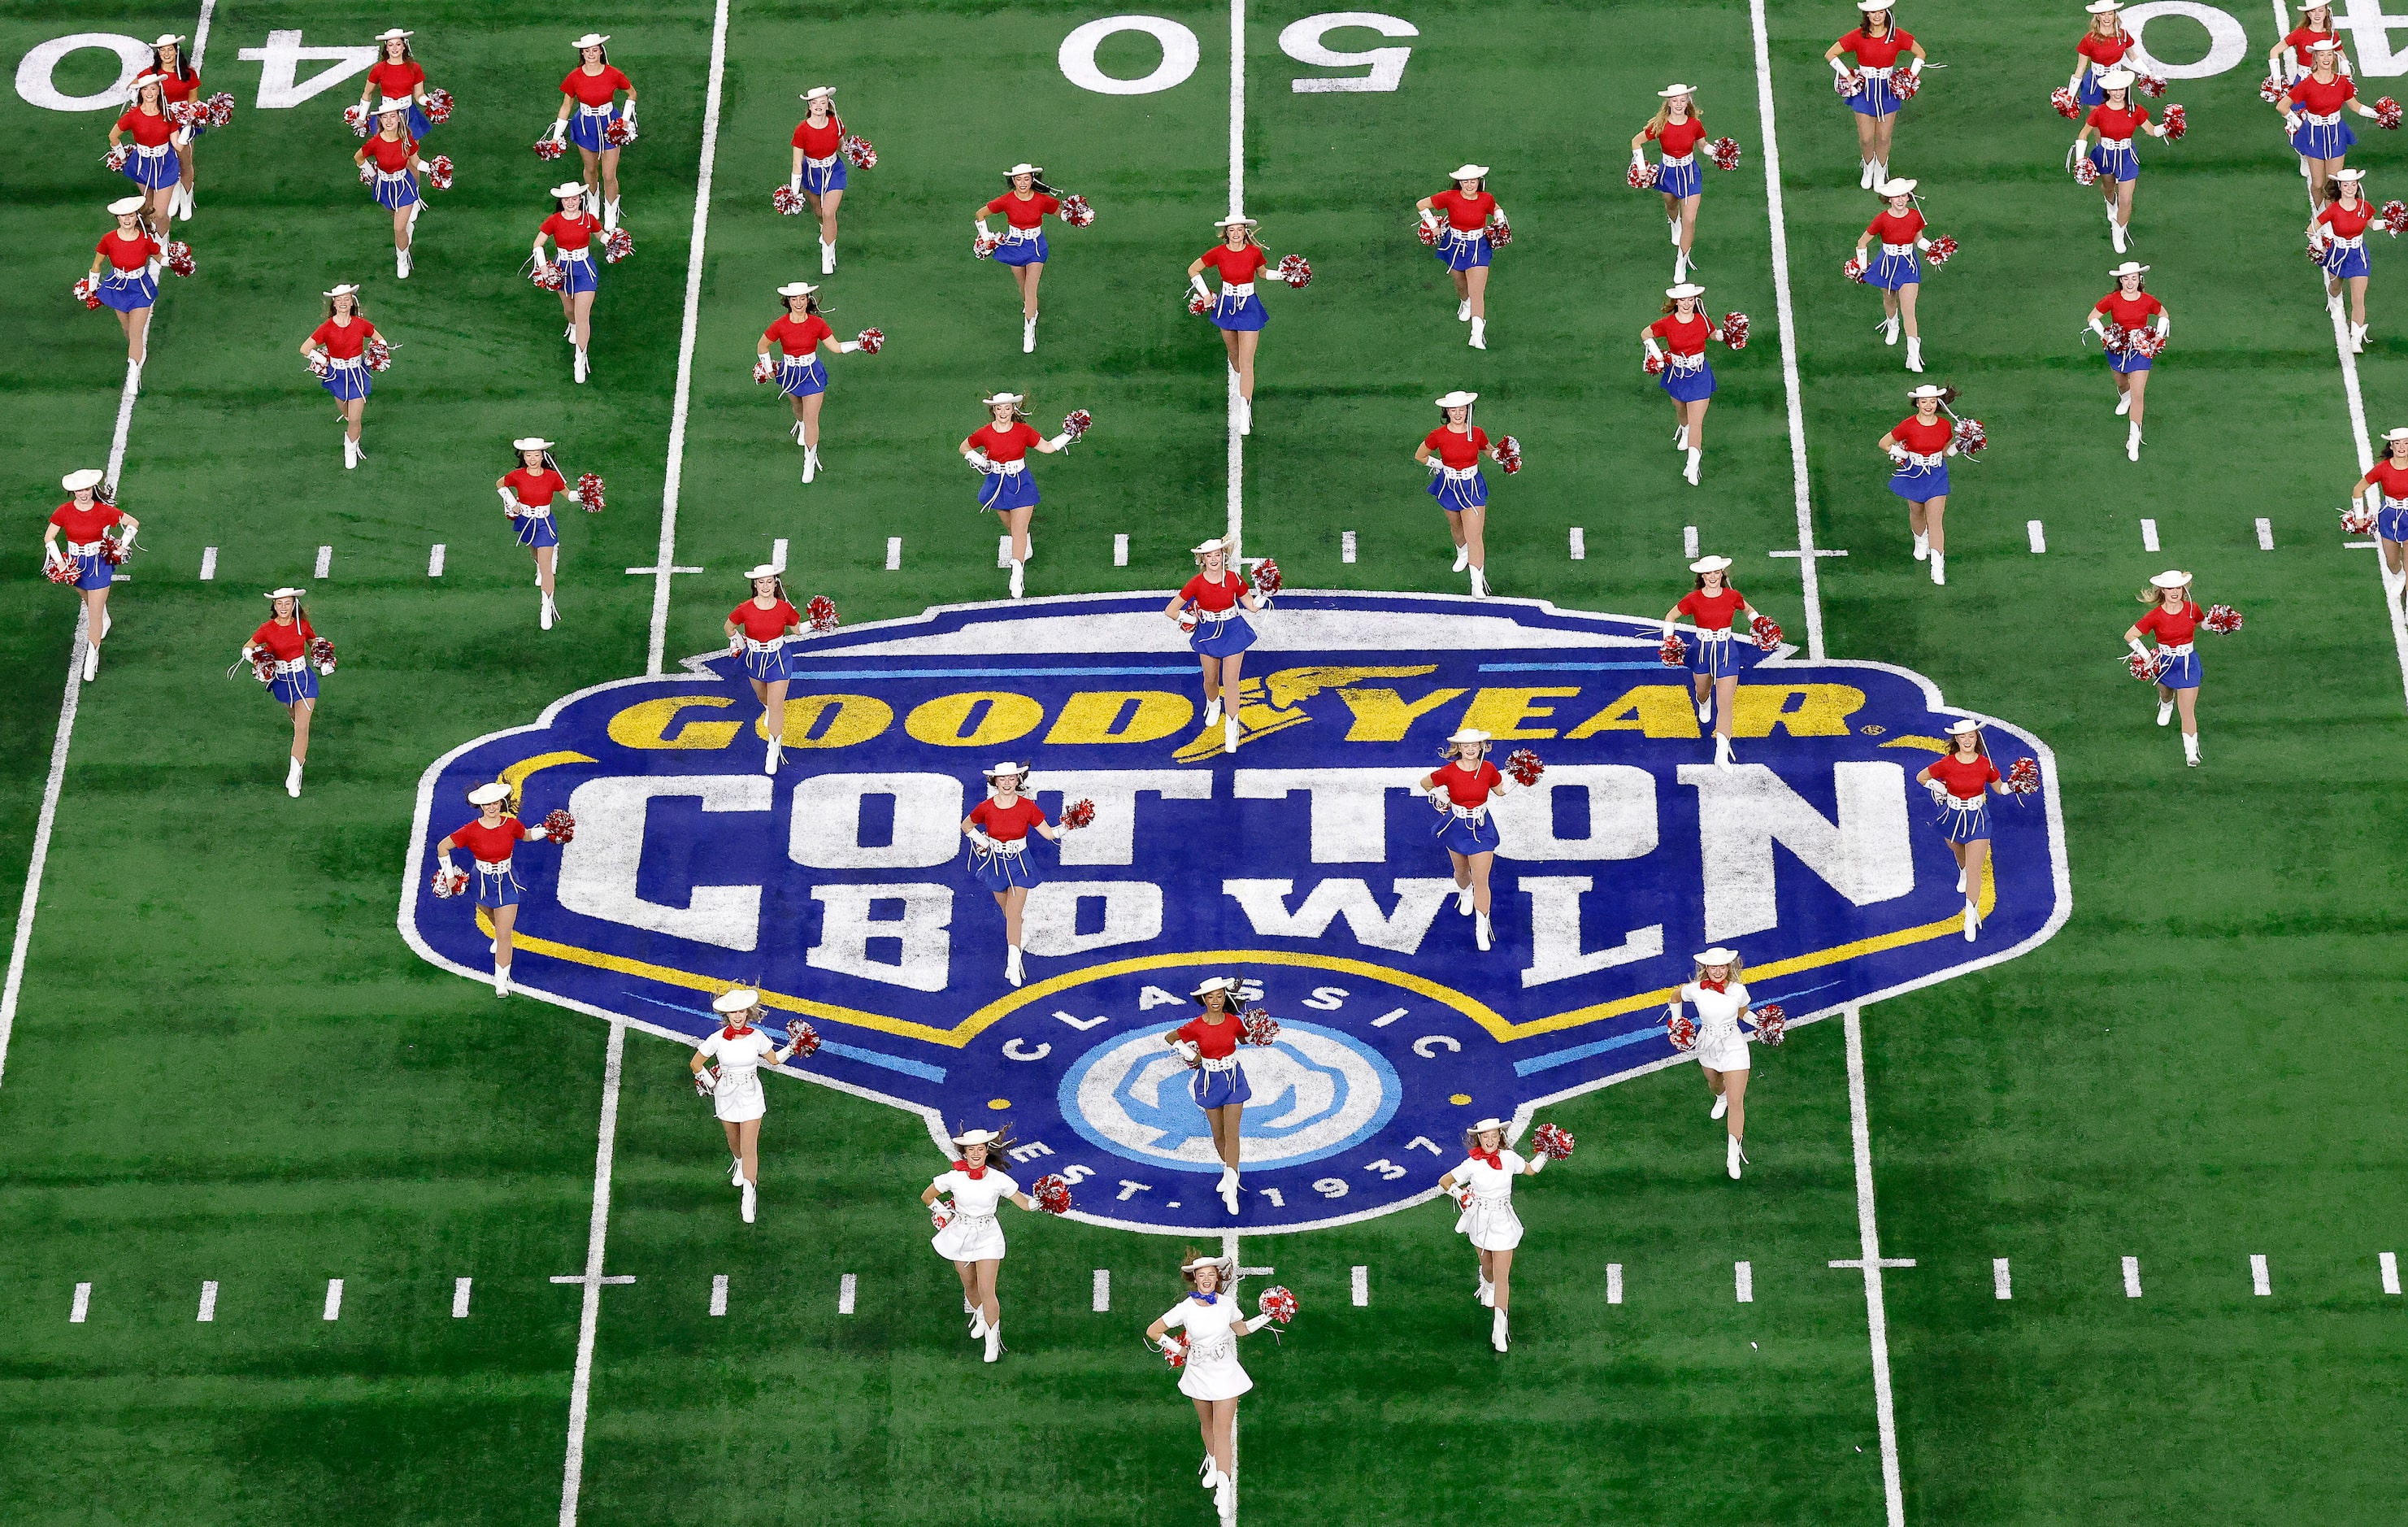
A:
1158 1335 1190 1368
1060 193 1096 228
2051 85 2082 120
169 100 207 130
1415 216 1440 246
2204 603 2244 634
841 133 877 169
1487 213 1512 247
2128 650 2163 682
1276 254 1312 289
1185 289 1213 315
1752 1003 1788 1046
102 145 129 172
432 865 469 898
308 636 338 675
1891 70 1920 103
1643 350 1667 375
358 159 376 185
205 91 234 128
343 102 371 137
250 649 280 684
1528 1122 1576 1161
305 350 331 378
576 472 606 513
1835 67 1865 98
2128 328 2166 359
2341 502 2378 534
694 1065 722 1099
2005 756 2041 797
98 532 130 567
2259 76 2286 104
1060 798 1097 831
537 807 576 844
603 116 637 147
1952 416 1988 458
2099 320 2130 355
1923 235 1958 268
2132 73 2167 98
928 1198 953 1229
2385 200 2408 237
2160 103 2187 140
1627 160 1658 190
805 594 840 633
1659 633 1687 668
1844 256 1869 285
1750 614 1784 650
44 556 77 585
1504 748 1545 787
363 337 394 373
2073 158 2099 186
1720 311 1750 350
72 276 101 311
1494 435 1523 474
1710 136 1742 171
972 232 999 259
1061 408 1093 442
751 353 776 385
1241 1007 1281 1046
1031 1173 1073 1215
854 326 884 354
2380 97 2405 130
427 155 454 190
422 88 453 125
532 134 564 161
771 185 806 216
531 261 567 291
603 228 632 263
1258 1286 1297 1324
782 1019 820 1059
1251 558 1283 598
2309 233 2333 264
1666 1011 1699 1050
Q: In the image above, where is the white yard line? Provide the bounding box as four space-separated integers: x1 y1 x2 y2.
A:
1567 528 1585 561
1224 0 1247 564
454 1277 473 1317
2381 1251 2400 1295
323 1278 344 1320
2250 1254 2271 1296
1735 1260 1754 1303
641 0 732 676
1992 1258 2011 1300
2141 518 2158 553
198 1281 219 1321
838 1272 858 1314
2026 520 2045 555
1831 1007 1914 1527
555 1020 630 1527
1606 1263 1623 1304
1092 1268 1111 1312
1350 1264 1368 1306
2122 1255 2142 1298
1747 0 1828 660
69 1282 90 1322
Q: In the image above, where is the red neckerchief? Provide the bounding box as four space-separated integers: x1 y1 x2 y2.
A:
1699 978 1728 994
1467 1147 1502 1169
953 1159 985 1181
722 1024 754 1040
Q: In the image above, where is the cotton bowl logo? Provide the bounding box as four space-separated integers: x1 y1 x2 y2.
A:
399 591 2070 1234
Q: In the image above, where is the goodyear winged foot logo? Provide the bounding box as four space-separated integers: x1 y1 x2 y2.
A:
401 593 2070 1233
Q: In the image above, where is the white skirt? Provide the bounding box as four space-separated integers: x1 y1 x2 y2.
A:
932 1212 1007 1263
1178 1340 1254 1402
1454 1194 1524 1251
712 1072 766 1122
1696 1031 1751 1073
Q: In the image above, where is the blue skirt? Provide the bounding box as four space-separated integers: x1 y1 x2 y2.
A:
1435 810 1502 856
993 232 1047 267
566 108 619 154
1429 469 1487 512
1867 248 1921 289
122 149 179 189
1189 613 1255 659
2108 346 2152 375
515 512 560 550
779 355 828 398
321 366 372 402
1687 634 1741 679
1190 1061 1253 1111
98 270 156 313
1889 463 1949 502
2074 68 2107 109
406 103 433 139
1436 228 1492 270
2089 143 2139 183
1936 800 1990 843
802 158 847 196
1211 292 1267 331
373 172 420 211
741 642 794 683
558 253 599 295
268 666 319 706
2154 649 2201 690
2293 119 2357 160
2376 504 2408 542
969 843 1041 892
2321 241 2371 280
976 469 1039 513
1659 360 1715 403
474 863 523 908
1849 75 1902 118
67 549 113 591
1656 159 1702 199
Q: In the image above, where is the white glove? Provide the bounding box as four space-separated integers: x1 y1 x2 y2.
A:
1243 1313 1275 1334
1189 272 1210 298
562 488 583 506
438 854 455 873
789 171 802 194
1632 146 1647 167
1426 786 1448 807
965 450 993 472
525 825 549 842
549 120 567 142
1915 236 1931 251
1488 204 1506 225
1660 620 1676 639
1831 55 1851 75
1909 57 1923 76
2128 637 2149 657
2284 115 2302 133
967 828 998 851
1925 780 1950 805
2088 315 2109 338
498 488 519 511
975 218 992 237
1045 431 1073 450
1645 338 1665 360
621 107 636 129
1889 447 1910 464
1420 207 1441 229
1173 1038 1202 1064
2154 316 2171 338
1527 1154 1547 1173
836 340 860 353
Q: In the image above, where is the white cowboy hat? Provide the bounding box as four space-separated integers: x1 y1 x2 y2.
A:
128 72 164 94
745 563 781 581
2332 167 2369 181
264 586 307 600
152 33 188 46
1856 0 1893 10
550 181 589 200
467 781 512 806
511 437 555 452
2309 37 2342 51
571 33 611 48
2149 569 2193 589
1189 976 1241 998
1215 211 1259 228
1434 390 1480 409
1876 178 1919 197
372 28 414 41
1666 281 1707 300
982 760 1030 779
376 97 414 114
61 468 105 493
776 281 820 298
2096 68 2136 90
1191 538 1229 555
2383 426 2408 442
1449 163 1490 181
1907 383 1950 399
1658 83 1699 98
2107 260 2149 278
952 1127 1004 1149
106 195 146 216
1689 555 1733 573
1693 946 1741 965
1469 1117 1510 1135
2084 1 2122 13
802 85 837 102
1943 718 1982 737
711 988 761 1014
1180 1252 1234 1275
978 392 1024 408
1003 162 1044 176
1446 728 1492 745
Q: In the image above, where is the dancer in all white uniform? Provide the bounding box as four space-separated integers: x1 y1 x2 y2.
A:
689 988 810 1223
1669 946 1774 1178
920 1126 1049 1363
1436 1116 1553 1351
1145 1251 1284 1512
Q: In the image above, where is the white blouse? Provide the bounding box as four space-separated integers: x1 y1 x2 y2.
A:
1161 1294 1247 1358
1447 1150 1528 1199
1678 980 1753 1051
695 1028 776 1088
932 1168 1021 1218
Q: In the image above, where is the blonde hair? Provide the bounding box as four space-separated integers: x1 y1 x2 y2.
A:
1645 96 1701 137
2089 11 2123 37
1694 954 1746 983
2136 581 2196 611
1193 537 1232 566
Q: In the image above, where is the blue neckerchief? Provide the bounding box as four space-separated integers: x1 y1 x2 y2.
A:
1190 1291 1219 1306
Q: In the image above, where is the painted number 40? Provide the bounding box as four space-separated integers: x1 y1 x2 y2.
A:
1059 12 1416 96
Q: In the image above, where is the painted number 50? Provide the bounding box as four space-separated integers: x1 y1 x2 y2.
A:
1059 12 1416 96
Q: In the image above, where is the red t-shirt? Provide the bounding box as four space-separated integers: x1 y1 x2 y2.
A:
2087 103 2149 139
971 796 1049 842
1867 209 1926 245
1433 758 1503 807
249 616 317 661
1647 118 1709 158
984 192 1057 229
1175 1014 1242 1060
1424 425 1489 470
561 65 632 106
158 69 201 103
765 313 832 357
2076 30 2131 67
96 230 159 272
728 598 801 641
1181 572 1247 613
310 317 380 359
1649 312 1713 356
1892 416 1953 454
2367 458 2408 500
792 116 843 157
1677 586 1746 630
449 816 526 863
2096 291 2163 329
2284 25 2345 70
367 59 424 98
116 108 176 147
2319 199 2376 239
966 420 1043 462
1429 188 1496 230
365 133 417 172
2136 603 2203 646
1200 243 1269 283
541 211 600 250
2291 75 2357 115
504 467 567 507
1836 26 1914 67
1926 754 1999 800
49 502 124 542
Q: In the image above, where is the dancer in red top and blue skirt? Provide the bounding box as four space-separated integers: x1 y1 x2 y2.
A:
85 197 161 371
2124 570 2216 766
1415 390 1515 598
2070 2 2134 110
2087 260 2167 462
1420 728 1526 953
535 182 606 383
962 393 1084 598
1643 282 1728 485
979 164 1068 354
756 281 874 484
1826 2 1926 189
789 87 850 275
239 587 329 798
356 104 442 280
548 34 636 231
1189 212 1289 437
958 761 1065 989
1853 177 1934 372
1632 86 1712 282
498 437 593 631
298 285 380 470
150 34 208 222
1914 719 2013 941
725 566 802 776
358 29 441 141
1164 536 1268 756
2073 71 2179 256
1162 978 1258 1215
1879 384 1960 585
2284 42 2380 206
1416 165 1503 348
434 780 569 997
2313 168 2380 352
2345 424 2408 607
1663 555 1767 770
109 72 185 233
41 468 139 684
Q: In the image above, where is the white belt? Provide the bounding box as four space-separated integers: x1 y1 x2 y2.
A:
133 141 172 158
1447 803 1491 822
1666 352 1706 372
2303 110 2343 126
947 1210 997 1230
1940 795 1984 811
805 151 838 168
1219 282 1256 298
270 656 309 676
1862 65 1895 80
1193 607 1238 624
1659 153 1695 167
1469 1190 1515 1205
2328 233 2367 250
976 836 1026 855
558 247 593 262
980 458 1026 475
517 503 554 520
1186 1333 1235 1364
742 635 784 652
2380 496 2407 511
1198 1054 1241 1072
325 355 363 370
102 265 147 281
1436 463 1480 481
1693 627 1732 642
1442 224 1489 240
1898 449 1945 468
1880 241 1917 257
999 225 1041 241
2098 136 2133 151
577 102 615 116
476 858 515 875
2158 641 2194 656
65 540 109 557
780 351 820 366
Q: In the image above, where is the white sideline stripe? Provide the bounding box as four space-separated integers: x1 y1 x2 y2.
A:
1684 524 1699 559
642 0 732 678
556 1020 629 1527
2250 1254 2271 1296
1224 0 1246 584
428 544 446 577
997 534 1012 569
1841 1007 1909 1527
1222 1230 1242 1527
2140 519 2158 553
2027 520 2046 555
199 546 217 580
1115 533 1130 567
323 1279 344 1321
771 537 787 572
839 1273 857 1315
2255 517 2275 550
1606 1263 1623 1305
2382 1251 2401 1294
885 537 902 571
198 1281 219 1321
1734 1260 1753 1303
2123 1255 2142 1298
709 1274 728 1316
1748 0 1827 662
1341 529 1356 564
1092 1268 1111 1312
1568 527 1585 561
1993 1258 2012 1300
314 545 333 579
1350 1264 1368 1306
70 1282 90 1323
454 1277 472 1318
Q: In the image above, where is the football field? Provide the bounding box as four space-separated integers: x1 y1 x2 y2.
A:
2 1 2405 1523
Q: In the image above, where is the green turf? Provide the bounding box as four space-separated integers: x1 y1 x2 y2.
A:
2 0 2406 1523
